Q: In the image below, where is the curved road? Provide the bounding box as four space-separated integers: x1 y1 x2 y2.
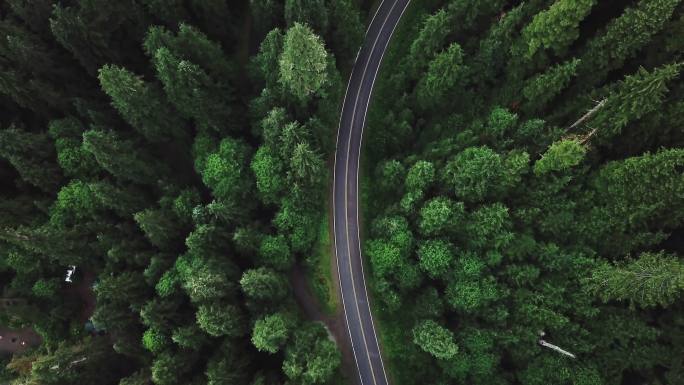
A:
333 1 410 385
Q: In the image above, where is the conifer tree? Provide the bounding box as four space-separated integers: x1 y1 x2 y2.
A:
591 63 681 142
520 0 596 58
279 23 330 101
284 0 329 34
0 126 62 191
579 0 681 87
408 9 451 75
98 64 184 142
586 251 684 308
417 43 467 109
82 129 164 184
252 312 294 353
522 59 580 114
412 319 459 360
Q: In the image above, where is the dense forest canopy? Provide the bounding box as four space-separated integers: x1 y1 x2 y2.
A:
0 0 367 384
0 0 683 385
364 0 684 384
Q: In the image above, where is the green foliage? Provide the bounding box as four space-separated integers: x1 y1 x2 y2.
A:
442 146 507 203
284 0 328 33
32 278 59 298
83 129 162 184
534 139 587 175
252 312 294 353
240 267 289 302
592 63 681 142
522 59 580 112
419 197 465 236
582 148 684 254
406 160 436 192
201 137 253 204
259 235 293 270
580 0 681 85
279 23 330 101
418 240 454 278
251 28 284 87
196 302 247 337
142 327 169 354
409 9 452 73
585 252 684 307
98 64 183 142
418 43 467 108
282 323 341 385
412 319 459 360
0 126 62 191
251 146 286 204
521 0 596 58
171 325 208 351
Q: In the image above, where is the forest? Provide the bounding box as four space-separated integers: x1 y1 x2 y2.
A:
0 0 683 385
0 0 365 384
363 0 684 384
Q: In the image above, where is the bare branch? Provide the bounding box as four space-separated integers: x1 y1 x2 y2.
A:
569 98 607 130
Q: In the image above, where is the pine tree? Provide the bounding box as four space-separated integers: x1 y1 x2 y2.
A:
520 0 596 58
412 319 459 360
98 64 184 142
579 0 681 87
251 312 294 353
408 9 452 76
240 267 289 302
417 43 467 110
279 23 330 102
533 139 586 175
284 0 329 34
522 59 580 114
590 63 681 143
49 0 148 75
0 126 62 191
581 148 684 255
586 251 684 308
82 129 165 184
196 302 247 337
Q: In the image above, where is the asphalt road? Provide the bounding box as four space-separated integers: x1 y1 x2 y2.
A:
332 1 410 385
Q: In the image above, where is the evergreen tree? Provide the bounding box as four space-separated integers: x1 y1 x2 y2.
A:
579 0 681 86
591 63 681 143
520 0 596 58
252 312 294 353
0 126 62 191
284 0 329 33
282 323 341 385
98 64 184 142
240 267 289 302
412 319 459 360
585 251 684 308
82 129 165 184
408 9 452 75
279 23 330 101
417 43 467 109
196 302 247 337
522 59 580 114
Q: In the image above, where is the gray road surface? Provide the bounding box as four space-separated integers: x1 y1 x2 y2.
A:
332 1 410 385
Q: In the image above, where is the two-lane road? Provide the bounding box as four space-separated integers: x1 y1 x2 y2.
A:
333 1 410 385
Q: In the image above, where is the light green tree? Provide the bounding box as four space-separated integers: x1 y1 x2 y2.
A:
412 320 459 360
279 23 330 101
251 313 294 353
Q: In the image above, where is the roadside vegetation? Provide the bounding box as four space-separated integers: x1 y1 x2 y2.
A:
363 1 684 385
0 1 367 384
